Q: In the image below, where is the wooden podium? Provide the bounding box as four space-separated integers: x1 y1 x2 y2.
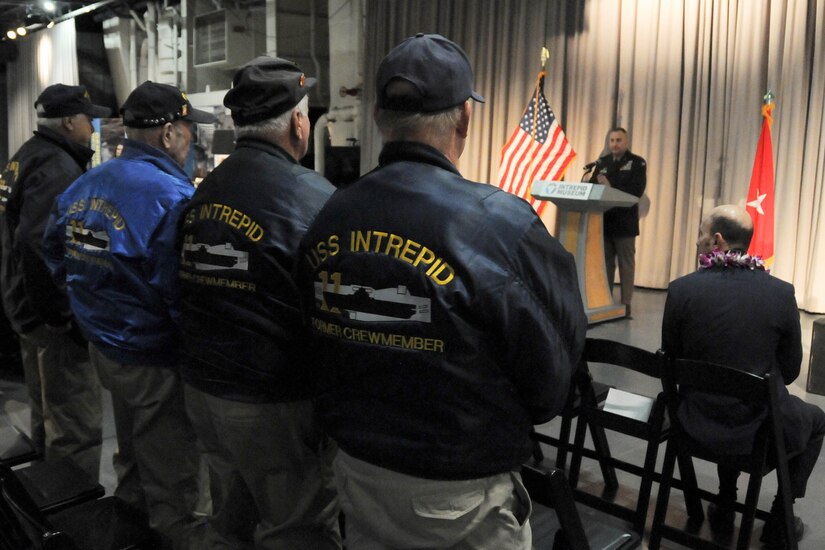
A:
532 181 639 324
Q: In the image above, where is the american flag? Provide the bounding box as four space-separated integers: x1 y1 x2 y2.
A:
497 72 576 215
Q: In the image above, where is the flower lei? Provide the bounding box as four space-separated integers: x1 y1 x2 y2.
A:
698 249 765 270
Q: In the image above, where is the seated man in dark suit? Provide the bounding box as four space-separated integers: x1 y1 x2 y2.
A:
662 204 825 547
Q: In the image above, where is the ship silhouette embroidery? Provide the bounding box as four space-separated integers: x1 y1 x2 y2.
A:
182 242 249 271
66 225 110 251
315 283 431 323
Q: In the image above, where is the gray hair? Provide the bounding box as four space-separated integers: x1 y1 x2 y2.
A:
36 117 66 131
374 78 464 144
374 107 462 144
234 95 309 140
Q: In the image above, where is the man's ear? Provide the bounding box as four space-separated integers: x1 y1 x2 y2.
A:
291 108 303 141
712 232 725 249
61 116 74 132
160 122 176 149
456 100 471 139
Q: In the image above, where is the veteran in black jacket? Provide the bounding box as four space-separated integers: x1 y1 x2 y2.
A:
590 127 646 316
295 34 586 549
0 84 108 479
662 204 825 546
177 58 340 549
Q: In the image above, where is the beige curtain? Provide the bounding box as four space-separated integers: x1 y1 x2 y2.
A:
364 0 825 313
7 20 79 157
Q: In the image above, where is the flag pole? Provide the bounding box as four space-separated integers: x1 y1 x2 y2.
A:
529 48 550 183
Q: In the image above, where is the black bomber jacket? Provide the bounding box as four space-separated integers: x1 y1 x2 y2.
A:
296 141 587 480
177 138 335 402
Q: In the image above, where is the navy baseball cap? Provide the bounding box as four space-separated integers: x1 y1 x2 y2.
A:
376 33 485 113
120 81 216 128
35 84 111 118
224 56 316 126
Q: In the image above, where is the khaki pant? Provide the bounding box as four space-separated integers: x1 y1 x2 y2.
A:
90 344 203 550
333 451 532 550
184 386 341 549
604 236 636 305
19 325 102 480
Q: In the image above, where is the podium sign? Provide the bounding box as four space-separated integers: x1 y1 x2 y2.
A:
532 181 638 324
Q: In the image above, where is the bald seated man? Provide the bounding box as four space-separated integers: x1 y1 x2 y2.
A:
662 204 825 547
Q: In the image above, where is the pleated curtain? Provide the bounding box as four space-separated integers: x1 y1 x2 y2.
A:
363 0 825 313
6 20 79 157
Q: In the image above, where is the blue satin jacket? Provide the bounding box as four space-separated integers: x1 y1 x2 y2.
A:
44 139 194 366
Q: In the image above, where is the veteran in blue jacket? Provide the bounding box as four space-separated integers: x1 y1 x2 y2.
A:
44 81 216 550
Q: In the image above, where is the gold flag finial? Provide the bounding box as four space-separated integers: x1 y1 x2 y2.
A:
541 47 549 68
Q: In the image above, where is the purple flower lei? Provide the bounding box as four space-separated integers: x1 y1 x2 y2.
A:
698 249 766 270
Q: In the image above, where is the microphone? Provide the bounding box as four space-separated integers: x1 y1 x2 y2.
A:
583 161 598 171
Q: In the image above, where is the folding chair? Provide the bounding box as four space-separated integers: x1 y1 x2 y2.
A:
531 361 618 491
0 462 159 550
521 463 640 550
12 457 104 513
567 339 702 533
648 357 799 550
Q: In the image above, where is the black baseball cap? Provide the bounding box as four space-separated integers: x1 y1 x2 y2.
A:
120 81 216 128
224 56 316 126
35 84 111 118
376 33 485 113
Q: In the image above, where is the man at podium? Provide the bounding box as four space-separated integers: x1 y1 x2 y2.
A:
589 127 646 316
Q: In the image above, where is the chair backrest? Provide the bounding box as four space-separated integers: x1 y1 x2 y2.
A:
661 356 787 462
0 464 75 550
580 339 664 429
584 338 661 379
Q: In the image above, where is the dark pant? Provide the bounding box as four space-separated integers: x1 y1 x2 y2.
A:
717 400 825 500
90 344 203 550
604 236 636 305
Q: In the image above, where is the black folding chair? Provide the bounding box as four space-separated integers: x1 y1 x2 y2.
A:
521 463 640 550
649 357 799 550
0 462 159 550
568 339 702 533
531 360 618 491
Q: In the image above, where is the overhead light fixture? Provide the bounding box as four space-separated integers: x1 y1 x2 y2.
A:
6 30 16 40
47 20 54 28
43 1 56 12
16 26 27 36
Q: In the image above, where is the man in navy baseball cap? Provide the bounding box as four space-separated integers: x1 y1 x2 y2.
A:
294 32 585 550
0 82 111 485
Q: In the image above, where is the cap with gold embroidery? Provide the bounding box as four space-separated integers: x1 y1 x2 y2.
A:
35 84 111 118
224 56 316 126
120 81 216 128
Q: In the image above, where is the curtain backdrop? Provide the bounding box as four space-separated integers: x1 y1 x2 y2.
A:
6 20 78 158
363 0 825 313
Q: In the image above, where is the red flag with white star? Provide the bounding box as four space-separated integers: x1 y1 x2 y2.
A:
746 98 775 270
